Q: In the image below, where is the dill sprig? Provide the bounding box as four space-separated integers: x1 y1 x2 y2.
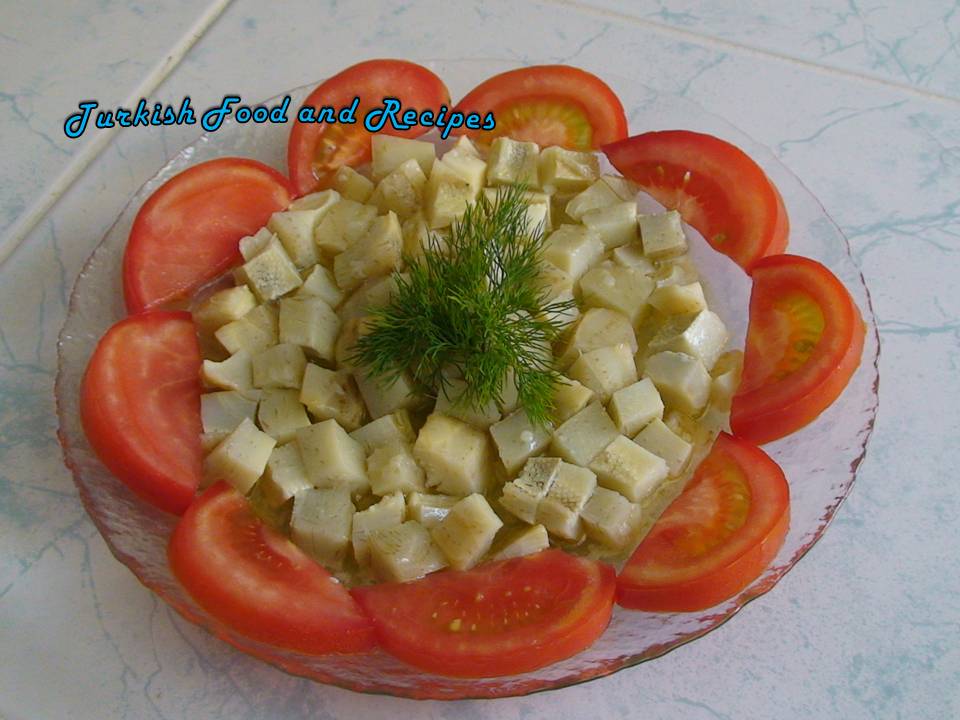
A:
351 185 574 426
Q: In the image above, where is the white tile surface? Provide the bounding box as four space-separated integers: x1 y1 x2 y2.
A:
1 1 958 719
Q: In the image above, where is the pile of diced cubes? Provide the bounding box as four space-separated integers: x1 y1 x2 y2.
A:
194 132 742 585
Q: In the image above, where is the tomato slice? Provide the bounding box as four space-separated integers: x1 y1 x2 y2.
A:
353 549 615 677
618 433 790 612
731 254 865 444
602 130 789 272
123 158 293 313
80 311 202 515
287 59 450 195
453 65 627 150
169 482 376 654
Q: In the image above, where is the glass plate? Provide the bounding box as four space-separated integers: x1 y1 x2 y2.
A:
55 59 879 700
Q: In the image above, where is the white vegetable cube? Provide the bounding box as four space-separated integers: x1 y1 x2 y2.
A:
444 135 481 160
552 376 595 423
634 418 693 476
369 521 448 582
236 237 303 301
261 442 311 506
315 199 378 256
581 201 638 249
333 211 403 292
579 265 654 325
200 391 258 435
612 243 656 274
643 351 712 415
568 344 638 402
352 491 405 565
601 174 639 201
711 351 744 410
339 274 401 323
268 194 336 268
193 285 257 334
424 155 486 228
522 200 549 237
539 147 600 192
538 261 575 302
257 389 310 444
407 492 461 529
332 165 374 203
486 136 540 187
349 410 416 452
551 402 619 466
354 370 420 419
608 378 665 436
536 462 597 540
490 410 553 475
239 227 275 261
368 442 426 496
542 224 604 280
372 135 436 180
639 210 688 258
490 524 550 561
296 264 344 308
369 158 428 220
401 212 447 261
278 296 340 362
648 281 708 315
296 419 368 494
654 255 699 287
648 310 730 370
431 494 503 570
251 343 307 389
299 364 365 430
558 308 637 368
580 487 640 549
499 456 562 523
202 350 254 394
203 418 276 493
433 375 501 428
413 413 493 495
441 152 488 193
565 179 622 221
590 435 668 503
215 304 278 355
291 488 354 569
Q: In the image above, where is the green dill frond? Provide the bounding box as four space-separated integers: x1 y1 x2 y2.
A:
351 185 573 426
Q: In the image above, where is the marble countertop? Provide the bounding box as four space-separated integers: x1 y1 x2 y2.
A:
1 1 958 718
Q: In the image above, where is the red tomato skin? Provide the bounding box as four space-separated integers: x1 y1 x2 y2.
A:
80 311 202 515
602 130 788 272
123 158 294 313
453 65 628 149
617 434 790 612
288 59 450 196
353 550 616 677
169 482 376 655
731 255 865 445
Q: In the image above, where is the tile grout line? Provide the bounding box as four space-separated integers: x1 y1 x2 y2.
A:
0 0 235 269
543 0 960 106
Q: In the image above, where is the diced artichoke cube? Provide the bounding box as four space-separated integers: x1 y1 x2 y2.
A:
278 296 340 362
202 350 255 394
370 520 448 582
654 255 699 287
238 227 275 261
578 265 655 325
589 435 668 503
268 192 338 268
257 388 311 444
236 237 303 301
568 344 638 402
413 413 493 495
536 461 597 540
611 242 656 274
349 410 416 452
295 264 344 308
489 409 553 476
352 491 405 565
581 201 638 249
489 524 550 561
314 199 378 257
608 378 665 436
648 281 708 315
486 136 540 187
251 343 307 390
193 285 257 334
434 374 502 429
334 316 373 369
580 487 640 549
643 351 712 415
203 417 276 493
354 369 420 419
550 402 619 466
334 211 403 292
539 146 600 192
200 391 259 435
538 261 575 302
215 304 279 355
648 310 730 370
339 273 401 324
406 492 461 529
402 211 448 262
372 135 436 180
552 375 596 423
261 442 311 506
332 165 374 203
633 418 693 476
565 178 622 221
542 224 604 280
601 174 640 201
299 364 365 430
291 487 354 569
710 350 744 410
368 442 427 496
431 494 504 571
369 158 428 219
296 419 368 495
558 308 638 369
424 155 485 229
499 456 562 524
639 210 688 258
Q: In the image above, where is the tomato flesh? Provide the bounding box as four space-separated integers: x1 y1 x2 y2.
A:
731 254 864 444
287 59 450 195
454 65 627 149
602 130 788 272
353 549 615 677
123 158 293 313
80 311 202 515
169 482 376 654
618 433 790 612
